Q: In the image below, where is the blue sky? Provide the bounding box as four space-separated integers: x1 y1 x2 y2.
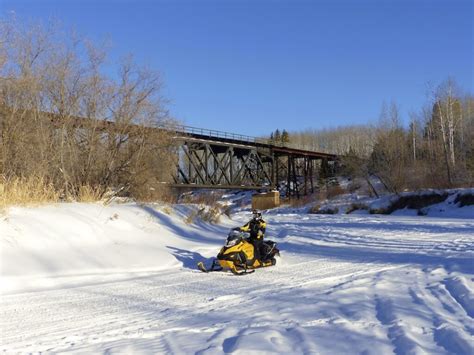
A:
1 0 472 136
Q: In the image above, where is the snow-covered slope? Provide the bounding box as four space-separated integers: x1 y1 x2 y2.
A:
1 202 473 354
307 188 474 218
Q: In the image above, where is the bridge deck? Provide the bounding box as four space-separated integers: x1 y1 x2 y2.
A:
174 125 338 160
42 112 337 160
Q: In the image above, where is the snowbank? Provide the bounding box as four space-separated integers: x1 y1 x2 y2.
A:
0 202 232 294
308 188 474 218
1 198 473 354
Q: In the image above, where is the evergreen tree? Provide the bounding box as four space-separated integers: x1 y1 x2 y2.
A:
274 129 281 142
319 158 331 182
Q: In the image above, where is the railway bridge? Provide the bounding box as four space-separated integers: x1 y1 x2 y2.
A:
171 126 338 198
37 110 338 198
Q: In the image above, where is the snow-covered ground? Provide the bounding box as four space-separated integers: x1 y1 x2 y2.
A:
1 199 473 354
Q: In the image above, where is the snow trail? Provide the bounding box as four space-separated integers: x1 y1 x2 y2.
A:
1 205 473 354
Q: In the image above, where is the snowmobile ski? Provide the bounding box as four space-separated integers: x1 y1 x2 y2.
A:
230 268 255 276
198 261 255 275
197 261 210 273
197 260 222 273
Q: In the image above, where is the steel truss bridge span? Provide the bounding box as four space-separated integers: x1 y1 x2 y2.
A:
172 126 338 198
30 112 338 197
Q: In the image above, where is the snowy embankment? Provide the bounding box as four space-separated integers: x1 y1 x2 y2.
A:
310 187 474 219
1 201 473 354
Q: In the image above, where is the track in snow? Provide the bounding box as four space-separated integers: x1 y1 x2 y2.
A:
2 213 473 354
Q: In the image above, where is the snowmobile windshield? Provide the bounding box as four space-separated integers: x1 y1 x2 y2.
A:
225 236 241 247
226 230 243 247
228 229 241 238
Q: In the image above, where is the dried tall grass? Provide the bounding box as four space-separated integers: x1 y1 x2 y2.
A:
0 176 114 209
184 204 223 224
0 176 61 209
77 185 105 203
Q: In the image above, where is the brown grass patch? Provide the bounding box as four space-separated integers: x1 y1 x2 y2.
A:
77 185 105 203
0 175 61 209
326 185 346 199
0 176 113 209
285 194 315 207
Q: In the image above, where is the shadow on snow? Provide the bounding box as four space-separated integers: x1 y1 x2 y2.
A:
167 246 216 271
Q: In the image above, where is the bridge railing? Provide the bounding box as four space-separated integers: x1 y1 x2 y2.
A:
173 124 291 147
176 125 256 143
169 124 336 156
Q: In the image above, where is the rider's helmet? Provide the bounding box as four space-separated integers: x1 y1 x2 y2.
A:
252 209 262 220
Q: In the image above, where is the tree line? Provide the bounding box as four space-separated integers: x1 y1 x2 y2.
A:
365 80 473 192
0 19 178 202
272 79 473 192
269 129 290 145
1 19 471 204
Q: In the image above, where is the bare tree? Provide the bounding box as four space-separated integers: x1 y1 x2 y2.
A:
0 18 178 201
286 79 472 191
427 79 465 185
369 101 408 193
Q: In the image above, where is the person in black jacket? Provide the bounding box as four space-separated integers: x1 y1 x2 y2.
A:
238 209 266 262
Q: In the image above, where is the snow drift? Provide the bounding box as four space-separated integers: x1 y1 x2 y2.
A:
1 199 473 354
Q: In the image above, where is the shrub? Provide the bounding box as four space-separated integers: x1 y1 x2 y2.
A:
308 204 320 213
184 210 198 224
184 204 223 224
326 185 346 199
309 205 339 214
77 185 106 203
162 206 172 215
417 208 428 216
199 206 221 224
222 205 232 218
390 192 448 211
179 190 222 205
348 182 362 193
454 192 474 207
346 203 368 214
286 194 315 207
370 191 449 214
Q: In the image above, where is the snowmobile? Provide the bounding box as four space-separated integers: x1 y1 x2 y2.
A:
197 229 280 275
